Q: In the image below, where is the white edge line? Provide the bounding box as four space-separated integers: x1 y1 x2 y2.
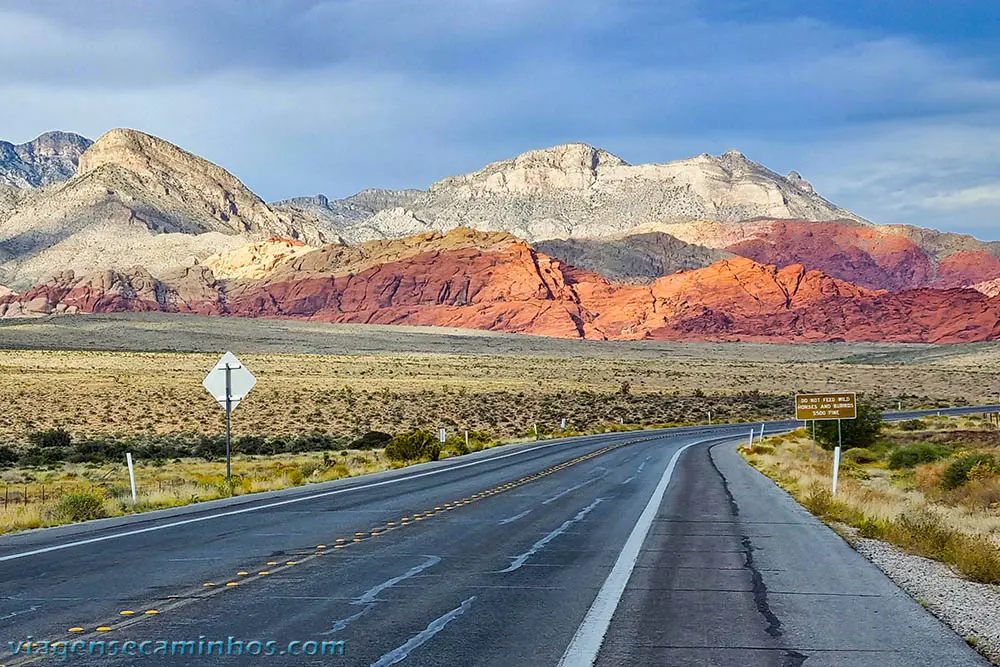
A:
0 435 636 563
555 438 703 667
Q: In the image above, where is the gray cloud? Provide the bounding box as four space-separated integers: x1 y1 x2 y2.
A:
0 1 996 237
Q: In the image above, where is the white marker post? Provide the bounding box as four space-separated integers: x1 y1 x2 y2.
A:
748 428 755 448
439 428 447 445
126 453 137 503
832 419 843 497
561 417 567 431
533 423 538 440
464 430 469 449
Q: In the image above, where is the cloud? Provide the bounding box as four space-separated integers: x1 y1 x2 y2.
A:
0 1 996 237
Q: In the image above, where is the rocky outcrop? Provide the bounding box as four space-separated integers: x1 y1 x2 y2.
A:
273 189 424 231
204 238 317 281
0 265 223 319
301 144 867 244
972 278 1000 299
3 228 998 344
535 232 732 284
628 219 1000 291
0 131 93 188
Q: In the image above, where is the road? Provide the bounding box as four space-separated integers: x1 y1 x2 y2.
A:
0 408 994 666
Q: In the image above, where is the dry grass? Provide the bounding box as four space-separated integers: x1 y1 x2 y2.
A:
743 417 1000 584
0 448 388 535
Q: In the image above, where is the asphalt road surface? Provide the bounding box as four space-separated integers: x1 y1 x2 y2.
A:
1 408 995 667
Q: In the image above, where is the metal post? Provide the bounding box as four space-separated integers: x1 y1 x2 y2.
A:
225 363 233 490
812 420 816 457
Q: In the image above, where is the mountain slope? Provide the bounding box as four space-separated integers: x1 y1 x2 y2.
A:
635 219 1000 290
273 189 423 231
0 131 93 188
535 232 732 284
326 143 867 243
0 129 336 289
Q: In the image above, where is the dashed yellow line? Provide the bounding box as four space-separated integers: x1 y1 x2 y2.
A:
23 433 654 664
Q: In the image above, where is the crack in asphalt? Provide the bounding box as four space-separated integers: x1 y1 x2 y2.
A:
710 445 809 667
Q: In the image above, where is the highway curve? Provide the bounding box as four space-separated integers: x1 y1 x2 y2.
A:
0 410 992 666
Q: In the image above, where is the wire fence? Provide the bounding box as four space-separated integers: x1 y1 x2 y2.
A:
1 480 190 509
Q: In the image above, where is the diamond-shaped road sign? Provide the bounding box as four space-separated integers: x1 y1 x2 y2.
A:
203 351 256 411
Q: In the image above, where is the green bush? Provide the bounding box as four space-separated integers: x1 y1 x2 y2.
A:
888 442 952 469
813 397 883 450
897 419 927 432
54 492 107 522
843 447 879 464
942 454 1000 490
351 431 393 450
0 445 16 467
385 430 440 462
29 428 72 449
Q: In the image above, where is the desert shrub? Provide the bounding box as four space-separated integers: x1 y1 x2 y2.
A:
299 461 323 478
0 444 16 467
942 454 1000 490
194 435 226 460
328 464 350 479
843 448 879 464
443 435 469 455
914 462 948 490
423 442 442 461
351 431 393 450
385 430 439 462
18 446 70 466
947 477 1000 512
897 419 927 432
813 397 883 450
291 432 341 452
235 435 271 455
29 428 72 449
888 442 952 469
953 535 1000 584
840 460 870 480
54 492 107 522
286 468 305 486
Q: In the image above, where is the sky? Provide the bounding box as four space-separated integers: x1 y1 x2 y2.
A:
0 0 997 238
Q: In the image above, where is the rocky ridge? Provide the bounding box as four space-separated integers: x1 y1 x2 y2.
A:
0 131 92 188
535 232 733 284
302 144 868 244
0 129 337 290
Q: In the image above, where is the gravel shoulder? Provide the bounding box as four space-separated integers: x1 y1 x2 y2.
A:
841 527 1000 663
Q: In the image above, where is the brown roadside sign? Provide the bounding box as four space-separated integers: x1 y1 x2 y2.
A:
795 392 857 420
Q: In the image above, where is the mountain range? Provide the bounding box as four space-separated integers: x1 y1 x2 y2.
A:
1 128 998 343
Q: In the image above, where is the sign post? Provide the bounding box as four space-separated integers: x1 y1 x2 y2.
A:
795 392 857 497
203 352 256 491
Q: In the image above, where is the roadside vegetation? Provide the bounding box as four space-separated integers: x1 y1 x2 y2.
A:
742 413 1000 584
0 348 967 535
